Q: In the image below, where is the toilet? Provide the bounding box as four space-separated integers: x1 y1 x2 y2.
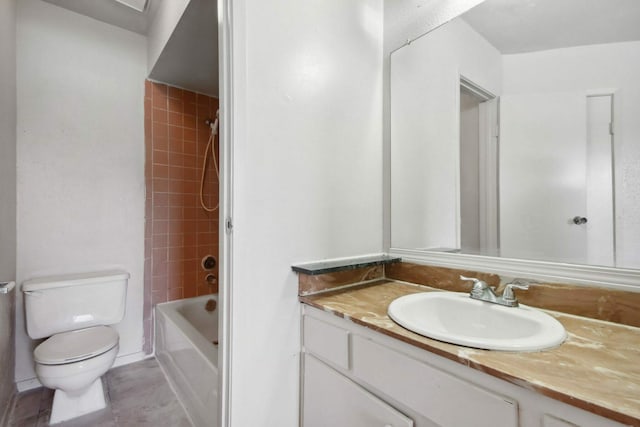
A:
22 270 128 424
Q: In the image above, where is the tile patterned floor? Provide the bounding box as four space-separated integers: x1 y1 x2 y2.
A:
8 358 192 427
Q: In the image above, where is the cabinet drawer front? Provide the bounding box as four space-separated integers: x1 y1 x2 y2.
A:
352 335 518 427
303 315 350 370
304 354 414 427
543 414 579 427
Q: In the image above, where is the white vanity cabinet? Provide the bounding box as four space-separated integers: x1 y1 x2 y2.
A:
304 354 414 427
301 306 627 427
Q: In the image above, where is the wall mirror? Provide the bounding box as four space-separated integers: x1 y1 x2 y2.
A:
390 0 640 271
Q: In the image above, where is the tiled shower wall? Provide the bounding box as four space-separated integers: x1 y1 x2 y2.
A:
143 81 219 351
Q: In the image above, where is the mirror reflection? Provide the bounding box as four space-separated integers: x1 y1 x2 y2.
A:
390 0 640 269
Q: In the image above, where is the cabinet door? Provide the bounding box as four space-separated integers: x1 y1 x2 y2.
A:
541 410 627 427
303 354 414 427
542 414 579 427
303 314 350 370
351 335 518 427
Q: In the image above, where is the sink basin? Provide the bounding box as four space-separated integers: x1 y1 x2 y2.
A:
387 292 566 351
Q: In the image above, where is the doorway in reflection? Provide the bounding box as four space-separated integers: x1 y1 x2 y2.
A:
459 82 499 256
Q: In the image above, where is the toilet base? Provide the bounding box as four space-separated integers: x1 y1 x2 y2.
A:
49 378 106 424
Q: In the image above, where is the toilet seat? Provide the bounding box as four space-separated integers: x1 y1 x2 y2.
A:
34 326 119 365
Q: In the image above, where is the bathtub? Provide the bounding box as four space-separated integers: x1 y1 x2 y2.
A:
155 295 218 427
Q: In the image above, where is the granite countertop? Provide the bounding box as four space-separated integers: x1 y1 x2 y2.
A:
300 280 640 426
291 254 400 275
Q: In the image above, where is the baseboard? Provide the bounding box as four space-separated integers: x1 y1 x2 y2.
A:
16 377 41 393
112 351 154 369
0 388 17 426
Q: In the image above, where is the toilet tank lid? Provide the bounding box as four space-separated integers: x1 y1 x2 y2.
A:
22 270 130 292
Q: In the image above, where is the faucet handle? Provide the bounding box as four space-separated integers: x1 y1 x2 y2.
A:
502 282 530 305
460 275 488 298
460 275 484 284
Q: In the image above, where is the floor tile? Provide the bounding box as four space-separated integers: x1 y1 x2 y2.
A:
9 389 42 424
8 358 191 427
48 407 116 427
39 388 54 412
107 360 176 411
114 399 191 427
10 413 38 427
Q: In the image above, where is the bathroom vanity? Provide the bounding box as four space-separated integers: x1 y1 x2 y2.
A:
298 278 640 427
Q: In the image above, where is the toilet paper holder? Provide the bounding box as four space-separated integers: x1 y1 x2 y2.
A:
0 281 15 294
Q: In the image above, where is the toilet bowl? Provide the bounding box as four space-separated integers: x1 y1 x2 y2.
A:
33 326 119 423
22 271 128 424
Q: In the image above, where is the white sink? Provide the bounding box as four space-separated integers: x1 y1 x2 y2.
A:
387 292 566 351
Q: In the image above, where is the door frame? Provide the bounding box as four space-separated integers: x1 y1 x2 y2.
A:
217 0 235 425
457 75 499 254
586 93 617 266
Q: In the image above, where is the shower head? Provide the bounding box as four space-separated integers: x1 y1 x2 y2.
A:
205 111 219 124
205 110 220 132
205 115 220 134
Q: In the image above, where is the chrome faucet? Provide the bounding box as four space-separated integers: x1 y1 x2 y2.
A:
460 276 530 307
460 275 498 303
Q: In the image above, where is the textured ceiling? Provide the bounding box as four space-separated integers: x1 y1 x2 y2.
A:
148 0 219 96
42 0 157 35
462 0 640 54
41 0 219 96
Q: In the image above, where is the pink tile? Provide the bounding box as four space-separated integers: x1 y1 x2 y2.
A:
152 220 169 235
154 137 169 151
168 98 184 113
184 115 197 129
183 90 196 104
184 128 196 142
153 108 168 123
152 289 167 305
169 125 183 141
144 80 153 99
154 178 169 193
154 233 168 248
154 193 169 207
169 112 184 127
168 287 183 301
168 86 183 100
168 233 184 248
184 102 197 116
152 122 168 138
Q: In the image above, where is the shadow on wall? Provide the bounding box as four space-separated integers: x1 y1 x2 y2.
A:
0 291 15 424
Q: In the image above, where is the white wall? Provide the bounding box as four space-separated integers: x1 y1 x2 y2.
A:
0 0 17 419
390 18 502 249
148 0 219 97
383 0 485 54
146 0 190 74
502 41 640 268
228 0 384 424
382 0 485 250
16 0 147 385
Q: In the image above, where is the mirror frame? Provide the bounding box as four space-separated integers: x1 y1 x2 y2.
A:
383 0 640 291
390 248 640 290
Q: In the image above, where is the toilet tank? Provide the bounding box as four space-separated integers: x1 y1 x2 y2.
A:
23 270 129 339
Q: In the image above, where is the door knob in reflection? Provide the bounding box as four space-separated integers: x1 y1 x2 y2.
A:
572 216 588 225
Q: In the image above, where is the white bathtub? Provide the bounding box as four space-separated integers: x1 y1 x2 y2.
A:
156 295 218 427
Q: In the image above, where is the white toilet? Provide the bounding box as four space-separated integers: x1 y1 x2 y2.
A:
22 270 128 424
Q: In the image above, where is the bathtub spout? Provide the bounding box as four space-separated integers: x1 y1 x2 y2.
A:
205 299 217 312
